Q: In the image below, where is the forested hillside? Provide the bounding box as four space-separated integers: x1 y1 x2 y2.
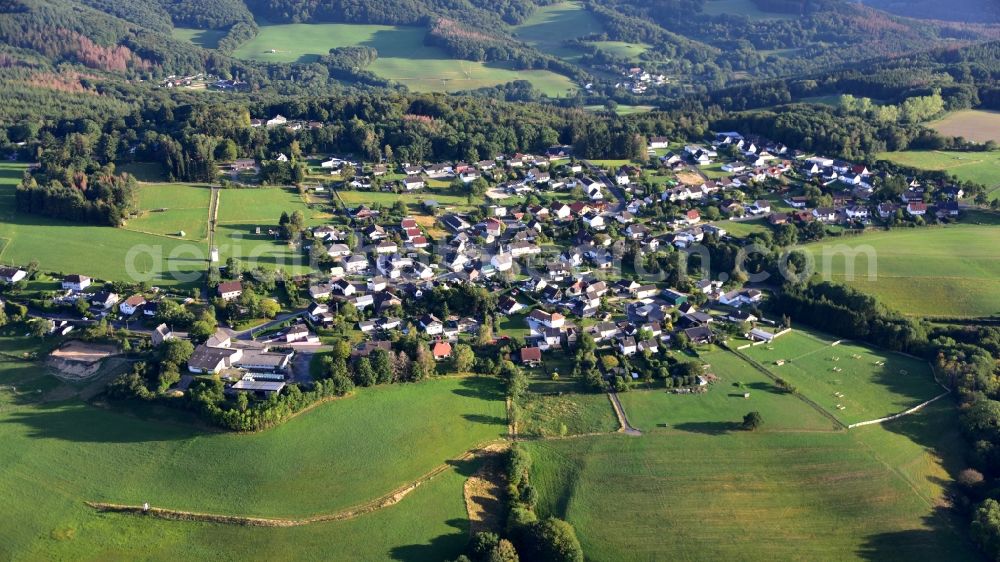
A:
862 0 1000 24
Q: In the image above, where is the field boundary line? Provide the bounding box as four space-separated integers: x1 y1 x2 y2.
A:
723 343 847 430
118 227 208 242
846 390 951 428
86 439 505 527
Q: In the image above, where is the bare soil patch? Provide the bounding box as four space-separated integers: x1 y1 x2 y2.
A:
47 341 119 380
464 442 509 536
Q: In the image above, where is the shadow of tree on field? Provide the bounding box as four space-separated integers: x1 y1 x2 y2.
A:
445 456 482 478
452 377 505 402
2 400 202 443
462 413 506 426
672 421 741 435
389 518 468 561
857 504 980 561
854 399 985 561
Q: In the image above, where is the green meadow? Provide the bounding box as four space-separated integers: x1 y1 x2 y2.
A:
742 330 943 425
126 183 213 240
0 370 505 560
0 163 205 290
512 2 603 62
803 224 1000 318
619 348 837 432
172 27 226 49
589 40 650 60
214 187 332 273
878 149 1000 190
525 400 977 561
231 23 576 96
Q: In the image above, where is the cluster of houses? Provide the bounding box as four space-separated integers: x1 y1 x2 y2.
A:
614 67 669 94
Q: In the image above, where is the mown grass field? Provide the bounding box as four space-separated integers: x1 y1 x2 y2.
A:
215 187 332 272
0 370 504 560
803 224 1000 317
232 23 576 96
525 399 978 561
878 149 1000 190
742 330 943 425
336 187 473 211
619 348 837 432
0 163 205 289
172 27 226 49
513 2 603 62
126 183 212 240
928 109 1000 143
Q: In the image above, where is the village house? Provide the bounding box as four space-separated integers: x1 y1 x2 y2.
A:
119 295 147 316
0 267 27 284
217 281 243 301
61 274 91 291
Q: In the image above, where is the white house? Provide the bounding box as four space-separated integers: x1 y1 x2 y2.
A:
119 294 146 316
0 267 27 284
61 274 92 291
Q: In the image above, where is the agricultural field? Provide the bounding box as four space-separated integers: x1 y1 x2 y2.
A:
928 109 1000 143
524 399 978 562
512 2 604 62
231 24 576 96
802 224 1000 318
0 164 205 290
172 27 226 49
214 187 332 272
619 348 837 432
742 330 943 426
0 373 505 560
584 104 656 115
126 183 213 240
877 149 1000 191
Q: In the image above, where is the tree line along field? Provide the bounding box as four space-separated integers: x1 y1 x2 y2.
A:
229 23 577 96
524 400 978 562
0 164 206 290
927 109 1000 144
802 224 1000 318
877 149 1000 193
741 330 943 426
0 362 505 560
